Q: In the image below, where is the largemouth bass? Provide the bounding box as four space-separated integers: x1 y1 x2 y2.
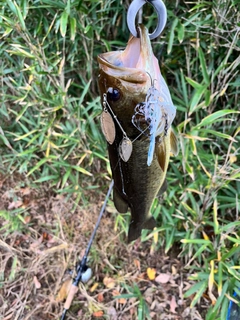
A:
98 24 178 242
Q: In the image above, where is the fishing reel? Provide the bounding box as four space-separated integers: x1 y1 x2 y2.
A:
75 259 92 284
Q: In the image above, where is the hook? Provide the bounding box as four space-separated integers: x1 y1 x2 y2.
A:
127 0 167 40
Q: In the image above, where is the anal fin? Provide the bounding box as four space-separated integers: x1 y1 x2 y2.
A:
128 216 156 243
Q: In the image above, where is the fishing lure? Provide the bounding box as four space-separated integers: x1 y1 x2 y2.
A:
132 74 176 166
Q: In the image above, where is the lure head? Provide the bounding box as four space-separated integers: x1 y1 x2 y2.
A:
98 24 176 140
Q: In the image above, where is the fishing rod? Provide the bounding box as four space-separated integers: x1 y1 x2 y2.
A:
60 180 114 320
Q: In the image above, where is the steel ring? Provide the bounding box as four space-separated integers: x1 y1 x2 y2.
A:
127 0 167 39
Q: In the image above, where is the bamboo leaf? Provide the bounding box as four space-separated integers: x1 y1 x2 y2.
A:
198 47 210 85
177 22 185 43
189 85 207 114
194 110 240 129
167 18 178 54
70 17 76 41
60 10 68 37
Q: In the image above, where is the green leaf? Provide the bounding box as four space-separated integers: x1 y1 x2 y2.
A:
194 110 240 129
167 17 178 54
198 47 210 85
184 279 207 298
189 85 207 114
185 77 203 89
14 0 26 30
199 129 236 141
177 21 185 43
204 89 211 106
180 70 188 107
190 280 208 307
181 239 212 245
6 0 17 14
60 10 68 37
70 17 76 41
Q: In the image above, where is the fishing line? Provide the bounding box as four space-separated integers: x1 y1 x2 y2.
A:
60 180 114 320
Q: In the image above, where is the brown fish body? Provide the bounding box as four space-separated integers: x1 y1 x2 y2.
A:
98 25 177 242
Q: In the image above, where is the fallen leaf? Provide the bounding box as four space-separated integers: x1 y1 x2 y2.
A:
170 295 177 313
97 292 104 303
103 277 116 289
42 232 52 241
92 310 104 317
55 278 72 302
230 155 237 164
147 268 156 280
24 216 31 224
171 265 177 275
90 282 99 292
107 307 117 320
118 297 127 304
134 259 141 270
112 290 126 304
33 276 41 289
112 289 120 296
155 273 171 284
30 236 43 250
20 187 31 195
8 200 23 209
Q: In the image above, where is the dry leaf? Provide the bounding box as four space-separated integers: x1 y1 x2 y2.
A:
24 216 31 224
55 278 72 302
229 155 237 164
118 297 127 304
171 265 177 275
134 259 141 270
107 307 117 320
112 289 120 296
20 187 31 195
33 276 41 289
112 290 126 304
103 277 116 289
8 200 23 209
97 292 104 303
155 273 171 284
92 310 104 317
90 282 99 292
147 268 156 280
170 295 177 313
30 236 43 250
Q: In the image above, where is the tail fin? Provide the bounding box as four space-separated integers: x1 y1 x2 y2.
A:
128 217 156 243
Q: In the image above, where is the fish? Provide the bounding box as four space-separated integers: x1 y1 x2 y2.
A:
98 24 178 243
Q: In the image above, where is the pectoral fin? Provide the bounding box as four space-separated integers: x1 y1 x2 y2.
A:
113 188 128 213
170 130 178 156
155 138 167 172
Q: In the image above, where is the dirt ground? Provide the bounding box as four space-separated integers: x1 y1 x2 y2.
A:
0 172 209 320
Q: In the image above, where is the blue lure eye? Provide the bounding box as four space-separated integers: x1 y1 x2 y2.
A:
107 87 121 102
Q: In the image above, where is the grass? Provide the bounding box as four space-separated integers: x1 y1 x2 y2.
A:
0 0 239 319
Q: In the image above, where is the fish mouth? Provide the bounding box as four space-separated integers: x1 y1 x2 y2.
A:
98 24 160 85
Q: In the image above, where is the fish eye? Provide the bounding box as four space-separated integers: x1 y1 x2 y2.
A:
107 87 121 102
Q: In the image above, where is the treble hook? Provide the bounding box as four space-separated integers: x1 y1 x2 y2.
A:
127 0 167 40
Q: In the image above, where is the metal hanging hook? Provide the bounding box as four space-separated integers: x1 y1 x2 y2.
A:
127 0 167 40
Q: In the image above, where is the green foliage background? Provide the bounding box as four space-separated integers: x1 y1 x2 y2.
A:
0 0 239 318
